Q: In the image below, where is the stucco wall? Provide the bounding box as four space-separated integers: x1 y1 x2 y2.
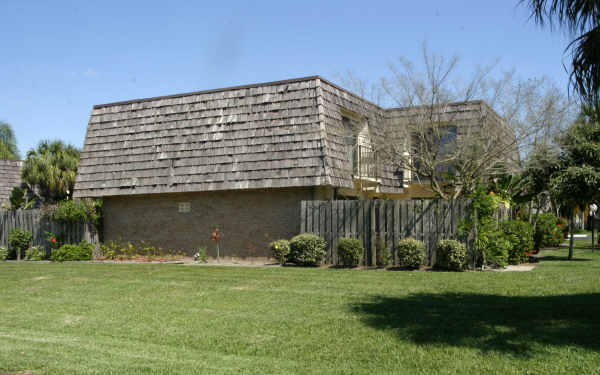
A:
103 187 322 258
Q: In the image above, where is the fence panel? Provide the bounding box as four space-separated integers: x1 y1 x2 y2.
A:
0 209 99 251
301 199 478 265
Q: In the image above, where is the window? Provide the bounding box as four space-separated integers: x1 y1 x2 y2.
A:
411 125 457 182
341 111 377 179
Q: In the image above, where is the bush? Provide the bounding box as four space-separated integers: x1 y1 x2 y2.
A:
8 228 33 260
375 236 391 267
396 238 426 269
435 240 467 271
482 230 510 268
9 186 26 209
0 246 8 261
45 199 103 230
337 238 363 267
534 213 564 249
269 239 290 264
45 231 63 251
98 240 184 261
25 246 47 261
500 220 534 264
194 247 208 263
288 233 327 266
51 241 94 262
557 217 569 238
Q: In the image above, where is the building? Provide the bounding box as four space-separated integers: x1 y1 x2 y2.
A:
0 159 23 207
74 76 507 257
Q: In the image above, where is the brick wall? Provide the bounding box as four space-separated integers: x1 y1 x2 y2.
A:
103 187 321 258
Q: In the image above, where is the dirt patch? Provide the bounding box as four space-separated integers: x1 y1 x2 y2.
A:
186 259 280 267
494 264 537 272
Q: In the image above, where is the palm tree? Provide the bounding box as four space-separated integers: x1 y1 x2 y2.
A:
22 140 80 203
0 122 21 160
522 0 600 107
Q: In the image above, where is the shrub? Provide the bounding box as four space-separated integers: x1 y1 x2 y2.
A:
337 238 363 267
45 231 63 251
557 217 569 238
396 238 426 269
288 233 327 266
99 241 118 260
194 247 208 263
375 236 391 267
534 213 564 249
500 220 534 264
481 230 510 268
25 246 47 261
98 240 184 261
269 239 290 264
0 246 8 261
8 228 33 260
51 241 94 262
9 186 26 209
45 199 103 230
435 240 467 271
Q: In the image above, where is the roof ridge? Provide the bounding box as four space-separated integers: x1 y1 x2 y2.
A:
93 76 321 109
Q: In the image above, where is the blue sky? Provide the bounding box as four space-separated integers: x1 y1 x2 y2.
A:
1 1 571 157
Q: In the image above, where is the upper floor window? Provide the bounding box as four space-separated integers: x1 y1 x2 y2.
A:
341 110 377 179
411 124 457 182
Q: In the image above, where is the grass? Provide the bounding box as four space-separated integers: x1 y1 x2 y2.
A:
1 244 600 374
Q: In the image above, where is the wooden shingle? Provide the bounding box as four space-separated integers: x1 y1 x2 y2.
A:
74 76 497 198
0 160 23 205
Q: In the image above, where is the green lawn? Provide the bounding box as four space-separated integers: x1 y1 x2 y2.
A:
1 245 600 374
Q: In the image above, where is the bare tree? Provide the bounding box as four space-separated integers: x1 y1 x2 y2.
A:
348 43 576 199
334 70 386 106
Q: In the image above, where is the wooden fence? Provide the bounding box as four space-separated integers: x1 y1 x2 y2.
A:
300 199 481 266
0 209 99 257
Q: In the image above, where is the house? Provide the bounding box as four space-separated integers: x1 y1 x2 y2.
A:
73 76 507 257
0 159 23 207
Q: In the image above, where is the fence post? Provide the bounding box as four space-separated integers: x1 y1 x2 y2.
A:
370 201 377 267
300 201 306 233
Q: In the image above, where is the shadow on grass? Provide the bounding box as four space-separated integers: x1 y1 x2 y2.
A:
536 255 592 262
351 293 600 356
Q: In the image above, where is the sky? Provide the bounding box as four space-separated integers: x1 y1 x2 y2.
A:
1 1 572 157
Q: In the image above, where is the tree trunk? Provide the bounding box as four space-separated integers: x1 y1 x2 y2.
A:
568 214 574 260
473 205 479 269
592 214 595 251
533 196 541 233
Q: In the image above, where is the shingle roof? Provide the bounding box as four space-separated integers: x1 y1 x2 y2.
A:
75 77 333 197
0 160 22 204
74 76 495 198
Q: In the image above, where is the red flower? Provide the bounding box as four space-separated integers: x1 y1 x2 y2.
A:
51 238 57 243
211 228 221 243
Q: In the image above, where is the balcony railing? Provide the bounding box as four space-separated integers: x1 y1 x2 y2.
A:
351 144 378 180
